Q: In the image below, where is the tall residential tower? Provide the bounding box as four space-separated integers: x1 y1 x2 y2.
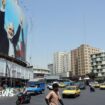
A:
53 52 71 77
71 44 101 76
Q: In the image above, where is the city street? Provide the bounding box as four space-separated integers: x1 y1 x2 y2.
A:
0 87 105 105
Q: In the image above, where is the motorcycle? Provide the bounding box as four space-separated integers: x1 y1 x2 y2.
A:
16 92 31 105
89 85 95 92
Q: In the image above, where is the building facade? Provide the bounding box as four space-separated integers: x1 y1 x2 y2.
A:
91 52 105 77
0 55 33 87
53 52 71 78
71 44 101 76
33 68 50 79
48 64 53 75
71 49 78 76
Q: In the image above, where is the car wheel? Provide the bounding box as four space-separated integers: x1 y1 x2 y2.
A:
40 91 43 94
74 94 76 98
28 95 31 99
78 93 80 96
28 100 30 103
62 95 65 98
16 100 21 105
34 92 37 95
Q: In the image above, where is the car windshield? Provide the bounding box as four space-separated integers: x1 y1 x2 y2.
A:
30 85 38 88
66 87 76 90
60 83 64 84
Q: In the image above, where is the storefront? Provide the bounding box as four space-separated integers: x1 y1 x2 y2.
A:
0 55 33 87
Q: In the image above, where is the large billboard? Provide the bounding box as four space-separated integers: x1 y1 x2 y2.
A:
0 0 27 61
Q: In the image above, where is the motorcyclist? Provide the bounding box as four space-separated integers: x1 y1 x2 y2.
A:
89 84 95 92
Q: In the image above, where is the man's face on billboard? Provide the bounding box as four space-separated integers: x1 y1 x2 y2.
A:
7 25 14 39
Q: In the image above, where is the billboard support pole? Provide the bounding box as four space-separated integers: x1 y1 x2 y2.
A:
5 60 8 88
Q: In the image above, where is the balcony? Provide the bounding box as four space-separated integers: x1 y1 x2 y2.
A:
96 58 101 61
93 70 97 73
98 73 102 77
97 66 101 69
93 63 96 65
102 69 105 72
92 55 96 58
102 61 105 64
101 53 105 57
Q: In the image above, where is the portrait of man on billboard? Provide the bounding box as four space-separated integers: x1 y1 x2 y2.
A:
0 0 24 58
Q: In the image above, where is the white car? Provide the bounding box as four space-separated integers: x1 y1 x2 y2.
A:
53 81 59 84
47 82 59 90
47 84 53 90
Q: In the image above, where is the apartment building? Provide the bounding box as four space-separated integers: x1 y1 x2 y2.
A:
91 52 105 77
53 52 71 77
71 49 78 76
71 44 101 76
48 64 53 75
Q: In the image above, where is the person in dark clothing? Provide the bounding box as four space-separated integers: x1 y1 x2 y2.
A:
0 0 22 57
89 84 95 92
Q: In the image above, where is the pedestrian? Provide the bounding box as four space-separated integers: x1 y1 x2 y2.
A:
45 83 64 105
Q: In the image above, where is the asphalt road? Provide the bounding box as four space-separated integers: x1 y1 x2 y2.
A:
0 87 105 105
